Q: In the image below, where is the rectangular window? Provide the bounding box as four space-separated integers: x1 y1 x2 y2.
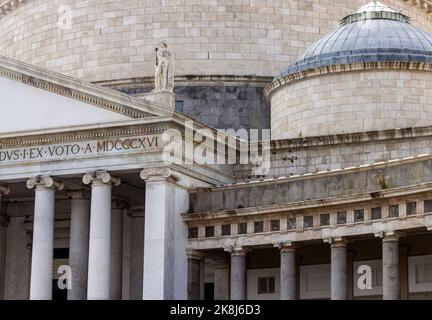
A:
257 277 275 294
424 199 432 213
407 202 417 215
221 224 231 236
287 217 296 230
188 227 198 239
254 221 264 233
320 214 330 226
271 220 280 231
389 205 399 218
371 207 382 220
354 209 364 222
238 223 247 235
205 226 214 238
337 211 347 224
304 215 313 229
175 100 184 112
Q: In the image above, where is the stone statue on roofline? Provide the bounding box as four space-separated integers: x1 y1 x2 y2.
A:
152 41 174 93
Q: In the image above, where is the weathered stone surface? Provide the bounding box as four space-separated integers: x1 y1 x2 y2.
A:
190 158 432 213
1 0 431 82
271 70 432 139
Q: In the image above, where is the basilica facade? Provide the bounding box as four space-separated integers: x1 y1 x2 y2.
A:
1 0 432 300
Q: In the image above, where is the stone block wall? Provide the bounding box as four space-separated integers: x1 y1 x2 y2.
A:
0 0 431 82
270 69 432 139
234 128 432 180
119 83 271 130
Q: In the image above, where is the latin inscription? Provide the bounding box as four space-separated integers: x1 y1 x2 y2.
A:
0 135 160 164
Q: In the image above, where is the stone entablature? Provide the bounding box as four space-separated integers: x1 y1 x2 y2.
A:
191 154 432 213
235 125 432 180
264 61 432 98
184 182 432 251
0 114 235 185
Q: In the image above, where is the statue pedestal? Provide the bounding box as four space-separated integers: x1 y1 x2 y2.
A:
139 90 175 112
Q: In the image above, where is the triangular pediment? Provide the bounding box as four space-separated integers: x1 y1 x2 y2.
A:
0 55 171 134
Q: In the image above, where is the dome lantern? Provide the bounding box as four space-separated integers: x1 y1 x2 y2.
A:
340 1 410 25
266 1 432 98
266 1 432 140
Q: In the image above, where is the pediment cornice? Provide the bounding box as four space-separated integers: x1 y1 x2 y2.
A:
0 55 172 119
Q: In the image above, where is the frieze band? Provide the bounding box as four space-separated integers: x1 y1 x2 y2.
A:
0 134 160 164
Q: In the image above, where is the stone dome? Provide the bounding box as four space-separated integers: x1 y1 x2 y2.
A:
267 1 432 140
275 1 432 79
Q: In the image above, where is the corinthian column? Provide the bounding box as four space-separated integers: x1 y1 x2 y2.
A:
27 176 64 300
0 185 10 300
83 170 120 300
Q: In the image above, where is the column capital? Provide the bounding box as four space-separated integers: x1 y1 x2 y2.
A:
26 176 64 191
274 242 296 252
140 167 179 182
325 237 348 247
82 170 121 187
127 206 145 217
0 185 10 196
112 198 128 210
224 246 250 256
186 249 205 261
0 215 9 227
65 188 90 200
376 231 405 242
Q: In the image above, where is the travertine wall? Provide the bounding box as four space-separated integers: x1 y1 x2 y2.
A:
271 69 432 139
0 0 431 82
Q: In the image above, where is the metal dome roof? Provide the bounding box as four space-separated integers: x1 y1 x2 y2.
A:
275 1 432 79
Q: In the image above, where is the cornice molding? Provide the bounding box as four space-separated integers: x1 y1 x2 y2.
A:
0 64 149 118
0 55 175 119
270 125 432 150
265 61 432 98
403 0 432 14
94 75 273 91
190 152 432 193
184 181 432 220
